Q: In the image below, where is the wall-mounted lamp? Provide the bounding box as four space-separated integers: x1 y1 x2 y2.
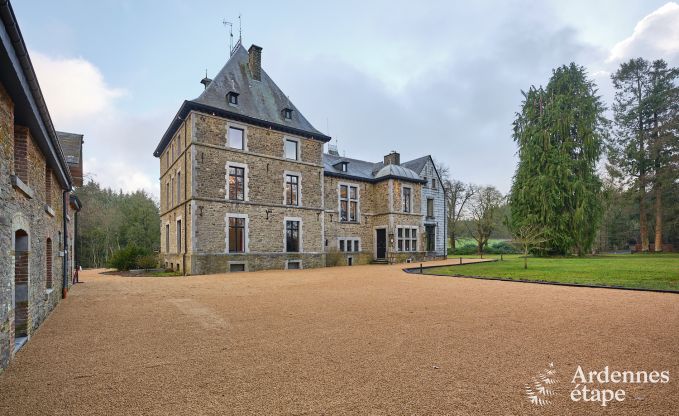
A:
265 209 273 220
198 206 204 217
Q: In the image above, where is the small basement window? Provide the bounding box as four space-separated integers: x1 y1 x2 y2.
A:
282 108 293 120
229 263 246 272
287 260 301 270
227 91 239 106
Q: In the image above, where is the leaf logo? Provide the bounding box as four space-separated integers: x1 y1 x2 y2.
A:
524 362 559 406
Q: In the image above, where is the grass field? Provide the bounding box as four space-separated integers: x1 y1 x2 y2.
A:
428 253 679 291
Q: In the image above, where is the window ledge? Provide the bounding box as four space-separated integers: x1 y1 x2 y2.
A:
46 288 54 295
11 175 33 199
339 221 360 225
45 204 55 217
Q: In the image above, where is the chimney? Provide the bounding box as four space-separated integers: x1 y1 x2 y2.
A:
384 151 400 166
248 44 263 81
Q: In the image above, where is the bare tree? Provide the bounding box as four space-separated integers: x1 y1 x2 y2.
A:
446 180 476 250
512 224 547 269
467 186 504 257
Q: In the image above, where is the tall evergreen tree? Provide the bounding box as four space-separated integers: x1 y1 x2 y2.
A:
647 60 679 251
608 58 653 251
510 63 605 255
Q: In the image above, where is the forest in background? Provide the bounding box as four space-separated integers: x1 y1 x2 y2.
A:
76 181 159 268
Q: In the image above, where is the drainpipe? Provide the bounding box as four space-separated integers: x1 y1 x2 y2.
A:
62 189 69 298
183 121 188 276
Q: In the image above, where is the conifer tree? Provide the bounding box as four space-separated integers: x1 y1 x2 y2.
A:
510 63 606 255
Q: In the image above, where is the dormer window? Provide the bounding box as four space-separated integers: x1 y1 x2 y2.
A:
282 108 293 120
227 91 239 106
334 161 349 172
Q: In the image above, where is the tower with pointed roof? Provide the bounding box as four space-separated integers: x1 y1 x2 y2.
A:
154 43 331 274
154 43 446 275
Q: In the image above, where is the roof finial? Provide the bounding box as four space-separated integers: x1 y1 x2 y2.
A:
238 14 242 43
222 19 234 54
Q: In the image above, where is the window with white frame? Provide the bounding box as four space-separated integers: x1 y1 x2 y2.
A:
339 184 358 222
427 198 434 217
285 174 299 206
286 220 300 252
228 126 245 150
176 219 182 253
165 224 170 253
432 178 437 189
402 186 412 213
397 226 417 252
228 165 245 201
338 238 360 252
228 217 246 253
284 138 298 160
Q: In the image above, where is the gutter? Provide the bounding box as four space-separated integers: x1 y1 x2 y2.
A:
153 101 332 157
62 190 69 298
0 0 73 189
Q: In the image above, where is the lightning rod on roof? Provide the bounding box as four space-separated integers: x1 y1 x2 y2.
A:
222 19 234 53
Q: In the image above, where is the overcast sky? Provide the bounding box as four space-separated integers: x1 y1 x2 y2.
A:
12 0 679 198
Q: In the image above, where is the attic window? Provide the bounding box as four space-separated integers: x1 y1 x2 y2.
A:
341 162 348 172
227 92 239 106
282 108 293 120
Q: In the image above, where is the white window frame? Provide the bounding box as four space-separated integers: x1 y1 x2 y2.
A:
338 182 360 223
283 170 302 206
402 185 413 213
226 121 248 151
396 226 418 252
164 222 170 253
225 213 249 253
176 169 182 203
225 161 249 201
284 136 301 161
337 237 361 253
284 216 303 253
285 259 302 270
176 216 183 254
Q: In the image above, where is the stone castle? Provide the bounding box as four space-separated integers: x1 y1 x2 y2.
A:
154 42 446 274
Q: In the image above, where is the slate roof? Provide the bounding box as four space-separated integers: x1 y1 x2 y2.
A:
193 44 324 137
401 155 430 175
323 153 427 184
56 131 83 165
154 44 330 157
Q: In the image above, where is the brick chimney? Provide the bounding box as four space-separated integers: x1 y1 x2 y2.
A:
384 151 400 166
248 45 263 81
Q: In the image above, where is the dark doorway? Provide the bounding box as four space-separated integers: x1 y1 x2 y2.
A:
425 225 436 252
14 230 29 340
376 229 387 259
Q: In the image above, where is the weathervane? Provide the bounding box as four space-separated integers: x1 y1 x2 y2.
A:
223 15 242 56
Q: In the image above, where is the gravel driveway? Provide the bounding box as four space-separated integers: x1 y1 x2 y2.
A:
0 261 677 415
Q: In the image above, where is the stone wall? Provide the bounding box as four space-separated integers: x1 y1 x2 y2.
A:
0 81 69 372
159 111 325 274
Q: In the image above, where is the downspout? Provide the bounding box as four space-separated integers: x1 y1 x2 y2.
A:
183 120 188 276
62 190 69 298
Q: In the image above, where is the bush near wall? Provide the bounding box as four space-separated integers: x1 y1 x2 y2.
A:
108 245 157 271
448 240 520 255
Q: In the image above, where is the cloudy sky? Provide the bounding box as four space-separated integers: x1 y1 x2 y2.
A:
13 0 679 198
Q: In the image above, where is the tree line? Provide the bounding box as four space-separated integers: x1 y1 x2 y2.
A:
439 57 678 256
76 181 160 268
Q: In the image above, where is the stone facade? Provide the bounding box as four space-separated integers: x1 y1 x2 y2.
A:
0 82 78 371
155 43 446 275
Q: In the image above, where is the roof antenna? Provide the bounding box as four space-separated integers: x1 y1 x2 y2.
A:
238 14 242 43
222 19 234 54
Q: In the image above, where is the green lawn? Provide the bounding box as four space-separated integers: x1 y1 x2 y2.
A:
427 254 679 291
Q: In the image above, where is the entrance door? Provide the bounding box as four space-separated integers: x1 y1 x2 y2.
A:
425 225 436 252
376 229 387 259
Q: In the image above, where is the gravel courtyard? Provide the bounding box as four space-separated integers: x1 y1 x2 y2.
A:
0 261 677 415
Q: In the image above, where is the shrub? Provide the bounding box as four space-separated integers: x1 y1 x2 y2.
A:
136 254 159 270
326 247 343 267
108 245 152 271
487 241 520 254
453 243 478 255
